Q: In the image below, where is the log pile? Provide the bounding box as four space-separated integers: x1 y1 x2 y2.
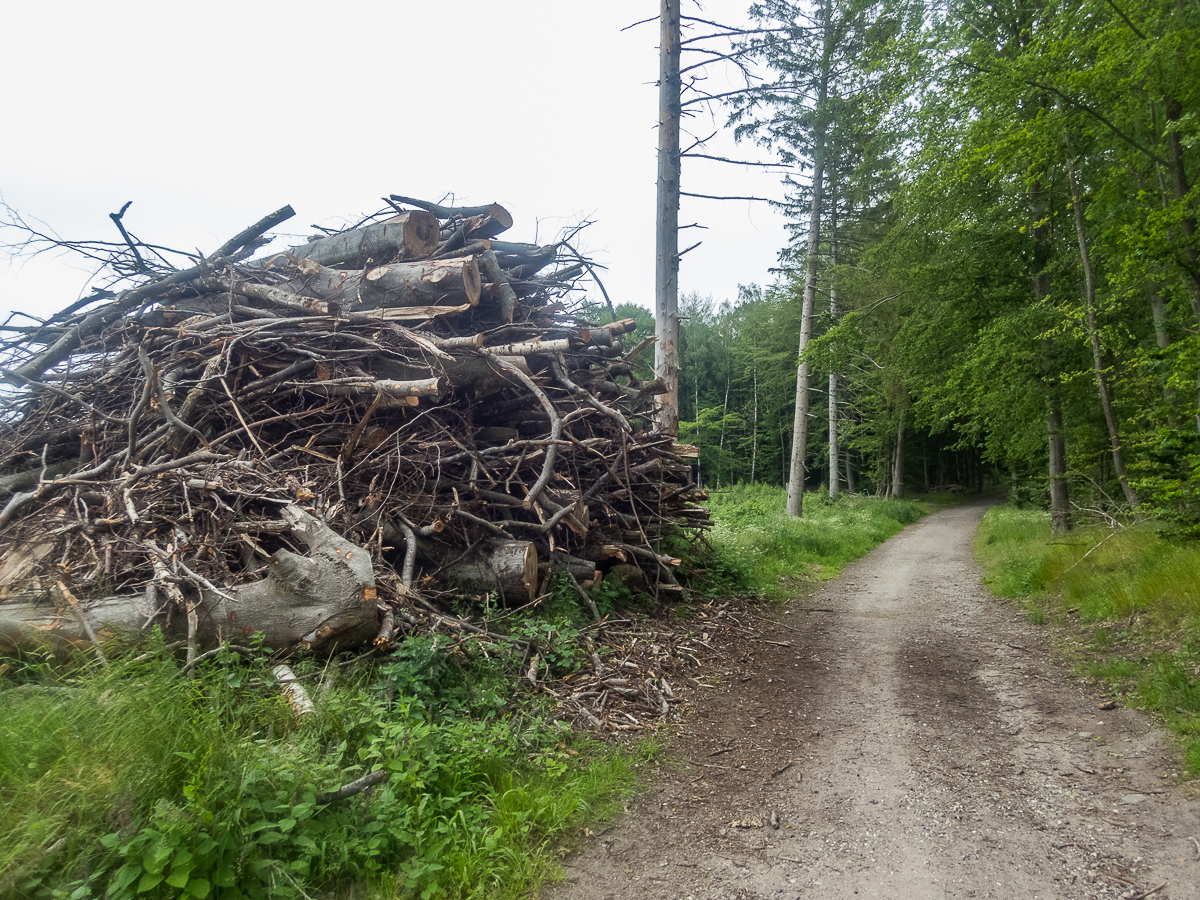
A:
0 196 710 660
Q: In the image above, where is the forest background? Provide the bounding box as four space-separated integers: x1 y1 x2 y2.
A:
629 0 1199 535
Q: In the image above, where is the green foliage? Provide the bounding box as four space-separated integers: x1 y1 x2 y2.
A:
703 483 924 596
0 640 635 899
976 504 1200 775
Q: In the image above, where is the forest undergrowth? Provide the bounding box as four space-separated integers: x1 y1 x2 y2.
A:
0 489 924 900
975 505 1200 777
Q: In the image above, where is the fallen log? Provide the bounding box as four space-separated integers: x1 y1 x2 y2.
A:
440 539 538 605
282 211 440 267
270 256 482 309
0 506 378 656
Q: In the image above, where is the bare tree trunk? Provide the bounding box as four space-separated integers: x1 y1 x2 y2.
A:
750 362 759 486
1048 397 1071 534
785 104 827 516
890 413 905 499
844 448 856 494
654 0 682 437
828 235 840 500
718 376 730 487
1066 158 1139 507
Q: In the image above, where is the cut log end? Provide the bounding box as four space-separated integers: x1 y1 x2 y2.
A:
400 209 440 258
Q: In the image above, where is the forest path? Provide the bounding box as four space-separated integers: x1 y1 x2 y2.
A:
550 501 1200 900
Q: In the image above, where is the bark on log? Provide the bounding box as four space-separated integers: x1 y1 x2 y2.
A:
283 212 440 267
0 506 377 655
442 540 537 605
372 352 531 397
543 551 597 582
389 195 513 233
274 257 482 309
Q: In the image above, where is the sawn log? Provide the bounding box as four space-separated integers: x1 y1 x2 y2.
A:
0 506 378 656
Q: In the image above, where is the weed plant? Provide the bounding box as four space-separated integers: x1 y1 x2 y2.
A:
703 484 924 596
975 505 1200 775
0 633 635 899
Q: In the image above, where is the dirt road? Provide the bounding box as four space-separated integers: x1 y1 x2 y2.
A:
552 501 1200 900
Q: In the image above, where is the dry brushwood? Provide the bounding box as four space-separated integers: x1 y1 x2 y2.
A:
0 195 710 659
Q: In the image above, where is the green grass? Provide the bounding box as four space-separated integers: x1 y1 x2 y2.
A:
702 484 925 596
0 637 636 899
975 504 1200 777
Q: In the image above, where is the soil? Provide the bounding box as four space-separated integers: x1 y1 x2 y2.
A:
548 501 1200 900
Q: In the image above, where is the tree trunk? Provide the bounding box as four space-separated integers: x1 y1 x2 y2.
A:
443 540 538 605
844 448 855 494
282 211 440 268
1161 94 1200 431
1066 158 1139 507
889 413 905 499
1047 397 1071 533
654 0 682 437
828 235 840 500
0 506 378 656
1029 173 1072 532
786 32 829 517
750 362 759 486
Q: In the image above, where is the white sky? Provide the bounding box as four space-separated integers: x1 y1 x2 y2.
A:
0 1 793 322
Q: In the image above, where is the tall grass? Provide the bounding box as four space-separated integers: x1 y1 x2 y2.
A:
704 484 924 595
975 505 1200 775
0 638 634 899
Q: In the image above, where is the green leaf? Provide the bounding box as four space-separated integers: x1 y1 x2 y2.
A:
166 869 190 889
136 870 163 893
142 846 171 876
188 877 211 898
213 866 237 888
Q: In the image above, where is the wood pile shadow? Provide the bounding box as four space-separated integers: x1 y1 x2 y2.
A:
0 196 712 721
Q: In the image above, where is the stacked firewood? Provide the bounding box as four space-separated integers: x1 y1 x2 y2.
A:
0 196 710 660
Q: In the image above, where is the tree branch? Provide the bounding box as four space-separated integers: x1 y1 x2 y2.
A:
680 191 773 202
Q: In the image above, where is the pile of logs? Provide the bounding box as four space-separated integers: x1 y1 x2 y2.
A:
0 195 709 660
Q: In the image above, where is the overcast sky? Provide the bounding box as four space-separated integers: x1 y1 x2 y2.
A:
0 1 794 323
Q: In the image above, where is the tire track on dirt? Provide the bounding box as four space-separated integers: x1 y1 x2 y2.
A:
551 501 1200 900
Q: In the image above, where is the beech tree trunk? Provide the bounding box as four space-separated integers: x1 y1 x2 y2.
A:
283 211 440 267
1048 397 1072 534
277 256 482 309
889 413 905 499
1066 158 1139 508
443 540 538 605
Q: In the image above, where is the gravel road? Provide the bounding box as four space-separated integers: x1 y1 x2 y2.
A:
550 501 1200 900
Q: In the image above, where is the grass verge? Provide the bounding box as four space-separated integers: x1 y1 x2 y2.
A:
1 636 636 900
702 484 925 597
974 504 1200 776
